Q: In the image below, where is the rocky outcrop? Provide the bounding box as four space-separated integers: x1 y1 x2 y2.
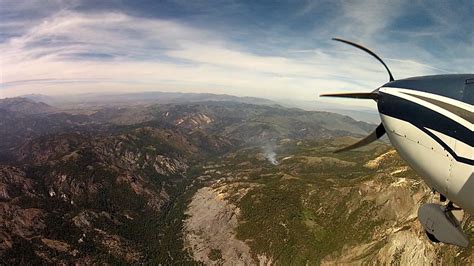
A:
321 176 438 264
184 186 255 264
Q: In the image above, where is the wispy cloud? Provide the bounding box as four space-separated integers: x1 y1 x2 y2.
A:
0 0 471 109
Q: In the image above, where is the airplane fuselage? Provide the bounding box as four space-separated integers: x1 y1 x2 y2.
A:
377 74 473 214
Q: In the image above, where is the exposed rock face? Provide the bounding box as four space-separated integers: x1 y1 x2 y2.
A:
184 186 254 264
175 113 214 128
319 150 473 264
322 150 472 265
320 151 473 264
321 173 438 264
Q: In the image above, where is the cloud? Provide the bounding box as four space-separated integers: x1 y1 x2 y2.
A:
0 1 470 109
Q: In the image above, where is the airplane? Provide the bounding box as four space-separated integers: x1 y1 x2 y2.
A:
321 38 473 247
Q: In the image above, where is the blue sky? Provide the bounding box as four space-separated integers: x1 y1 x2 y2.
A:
1 0 473 108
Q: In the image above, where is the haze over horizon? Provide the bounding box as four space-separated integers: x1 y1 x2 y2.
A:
1 0 473 109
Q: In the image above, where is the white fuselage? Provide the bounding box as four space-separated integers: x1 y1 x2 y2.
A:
378 87 473 214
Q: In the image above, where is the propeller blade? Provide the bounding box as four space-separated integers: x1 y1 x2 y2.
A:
332 38 394 82
320 92 378 100
335 123 386 153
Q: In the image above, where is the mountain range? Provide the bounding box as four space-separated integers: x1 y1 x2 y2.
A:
0 94 471 264
21 92 381 123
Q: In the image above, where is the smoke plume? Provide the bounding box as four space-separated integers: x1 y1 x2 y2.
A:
263 144 279 165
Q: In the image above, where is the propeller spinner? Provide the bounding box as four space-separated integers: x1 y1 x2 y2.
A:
321 38 395 152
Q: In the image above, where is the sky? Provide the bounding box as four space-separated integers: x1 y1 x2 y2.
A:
0 0 473 108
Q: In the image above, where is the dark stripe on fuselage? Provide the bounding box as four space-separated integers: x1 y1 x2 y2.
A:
419 127 473 165
383 74 474 103
378 91 474 165
401 92 474 124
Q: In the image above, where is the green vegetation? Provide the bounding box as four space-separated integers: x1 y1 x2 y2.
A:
2 100 471 264
206 140 402 263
